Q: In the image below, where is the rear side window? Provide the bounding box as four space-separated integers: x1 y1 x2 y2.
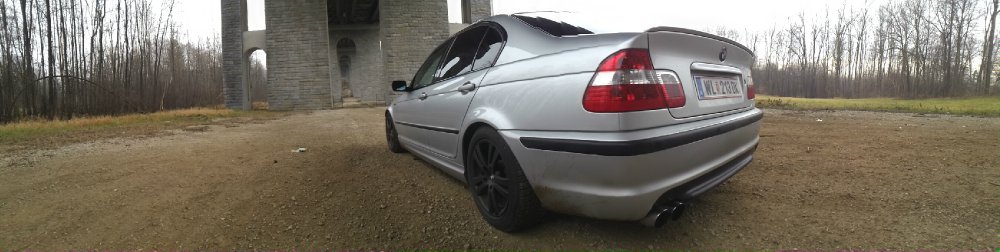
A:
471 27 504 71
438 26 488 81
512 14 594 37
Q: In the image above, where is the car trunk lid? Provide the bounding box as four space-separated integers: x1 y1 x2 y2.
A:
646 27 755 119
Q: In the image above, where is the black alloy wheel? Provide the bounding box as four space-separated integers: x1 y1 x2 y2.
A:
465 127 545 232
385 114 405 153
468 138 511 217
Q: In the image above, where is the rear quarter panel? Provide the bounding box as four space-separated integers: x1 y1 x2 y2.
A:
463 16 649 132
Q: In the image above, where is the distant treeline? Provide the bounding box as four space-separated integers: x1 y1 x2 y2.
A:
0 0 223 124
2 0 997 124
721 0 999 98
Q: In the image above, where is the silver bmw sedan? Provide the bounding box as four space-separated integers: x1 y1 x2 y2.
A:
385 12 762 232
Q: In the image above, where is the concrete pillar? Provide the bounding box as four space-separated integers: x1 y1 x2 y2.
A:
380 0 451 99
221 0 248 109
463 0 492 23
241 30 266 110
265 0 333 110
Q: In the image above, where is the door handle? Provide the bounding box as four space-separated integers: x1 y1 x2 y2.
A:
419 92 428 100
458 82 477 93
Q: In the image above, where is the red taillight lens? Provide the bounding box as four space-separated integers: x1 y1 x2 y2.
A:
597 49 654 71
583 49 685 113
583 85 670 112
746 74 755 100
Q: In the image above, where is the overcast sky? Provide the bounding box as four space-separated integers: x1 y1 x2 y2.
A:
172 0 885 41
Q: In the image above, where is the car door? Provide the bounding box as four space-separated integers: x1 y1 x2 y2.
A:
392 39 452 154
399 24 506 159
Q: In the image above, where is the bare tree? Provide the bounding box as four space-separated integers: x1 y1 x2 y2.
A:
979 0 999 94
0 0 226 124
743 0 993 98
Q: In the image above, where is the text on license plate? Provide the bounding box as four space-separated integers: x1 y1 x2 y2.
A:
694 76 742 100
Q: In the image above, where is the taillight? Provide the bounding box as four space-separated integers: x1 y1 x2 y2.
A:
583 49 685 113
746 73 755 100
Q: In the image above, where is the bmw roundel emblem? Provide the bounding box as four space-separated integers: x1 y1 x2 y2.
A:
719 47 728 62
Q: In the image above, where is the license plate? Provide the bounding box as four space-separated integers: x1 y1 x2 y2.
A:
694 76 742 100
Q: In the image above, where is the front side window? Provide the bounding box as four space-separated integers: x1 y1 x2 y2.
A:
438 26 488 81
411 39 453 90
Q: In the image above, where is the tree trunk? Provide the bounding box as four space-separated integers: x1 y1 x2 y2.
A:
980 0 999 94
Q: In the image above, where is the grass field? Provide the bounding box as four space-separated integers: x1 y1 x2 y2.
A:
0 108 286 150
756 95 1000 116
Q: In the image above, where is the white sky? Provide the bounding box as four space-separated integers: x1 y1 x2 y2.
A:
170 0 263 40
172 0 885 41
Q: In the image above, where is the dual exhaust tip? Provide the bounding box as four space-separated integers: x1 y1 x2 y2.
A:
640 201 687 228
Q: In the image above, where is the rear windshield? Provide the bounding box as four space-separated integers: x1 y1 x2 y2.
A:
511 12 662 36
511 12 597 37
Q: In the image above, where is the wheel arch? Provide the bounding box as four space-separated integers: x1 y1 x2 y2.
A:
461 121 496 172
459 106 516 174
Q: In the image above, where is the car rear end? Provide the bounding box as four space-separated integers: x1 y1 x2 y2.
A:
493 14 762 224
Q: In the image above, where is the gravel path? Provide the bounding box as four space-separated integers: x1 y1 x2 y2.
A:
0 107 996 249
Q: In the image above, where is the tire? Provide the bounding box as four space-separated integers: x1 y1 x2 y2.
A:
465 127 545 232
385 114 405 153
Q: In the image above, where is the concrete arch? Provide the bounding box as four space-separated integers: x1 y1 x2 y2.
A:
240 30 268 110
336 38 356 51
335 38 357 98
243 48 267 110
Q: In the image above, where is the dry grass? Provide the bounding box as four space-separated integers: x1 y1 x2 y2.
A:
756 95 1000 117
0 107 287 151
4 108 230 130
252 101 269 110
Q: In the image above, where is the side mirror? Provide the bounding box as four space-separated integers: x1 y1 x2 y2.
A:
391 80 409 92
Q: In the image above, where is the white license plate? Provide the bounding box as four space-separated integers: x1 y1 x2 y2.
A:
694 76 742 100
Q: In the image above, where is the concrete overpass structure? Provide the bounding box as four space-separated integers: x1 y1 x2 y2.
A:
221 0 492 110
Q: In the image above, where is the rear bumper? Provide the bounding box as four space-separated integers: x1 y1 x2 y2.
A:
499 108 762 221
519 111 762 156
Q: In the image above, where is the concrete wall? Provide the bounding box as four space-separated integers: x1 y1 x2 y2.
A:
265 0 333 110
221 0 247 109
448 23 469 35
380 0 451 100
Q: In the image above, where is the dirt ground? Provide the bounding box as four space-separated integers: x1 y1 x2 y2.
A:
0 107 997 249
